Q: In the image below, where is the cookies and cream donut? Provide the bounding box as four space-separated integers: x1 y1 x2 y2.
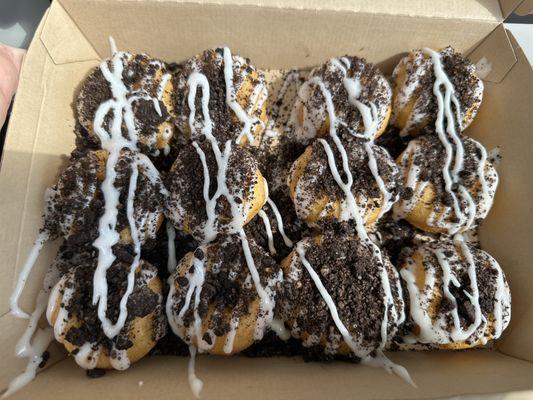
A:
393 133 498 234
165 140 266 243
288 130 400 227
166 235 282 355
173 47 268 147
46 259 165 370
280 230 405 358
76 51 175 155
292 56 391 143
396 237 511 349
44 149 165 245
391 46 483 136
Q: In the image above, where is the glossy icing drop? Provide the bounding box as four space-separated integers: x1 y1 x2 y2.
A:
166 221 178 273
223 47 262 145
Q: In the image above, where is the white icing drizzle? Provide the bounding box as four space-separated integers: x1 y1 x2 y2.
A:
334 58 397 219
10 231 50 319
47 273 75 341
3 291 54 398
362 350 416 387
74 343 100 370
266 197 293 248
492 255 511 338
423 48 473 234
395 49 495 234
6 38 168 395
110 349 131 371
108 163 142 339
295 242 367 357
188 345 204 399
264 70 300 138
109 36 118 56
257 181 294 255
223 47 262 145
258 210 277 255
6 230 67 396
166 221 178 273
91 40 165 339
187 71 245 242
223 317 240 354
167 253 210 397
238 229 277 339
157 73 171 100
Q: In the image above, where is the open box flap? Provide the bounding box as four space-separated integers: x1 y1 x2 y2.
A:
59 0 504 22
499 0 533 18
471 29 533 363
1 0 533 398
57 0 500 68
515 0 533 15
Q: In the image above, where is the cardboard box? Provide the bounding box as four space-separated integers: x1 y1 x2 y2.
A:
1 0 532 398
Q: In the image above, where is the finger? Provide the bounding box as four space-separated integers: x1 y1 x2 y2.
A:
0 44 26 127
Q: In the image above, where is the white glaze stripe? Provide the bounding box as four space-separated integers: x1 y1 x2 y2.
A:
295 243 367 358
10 231 50 319
423 48 475 234
166 221 178 273
91 43 166 339
258 210 277 255
3 291 55 398
223 47 259 145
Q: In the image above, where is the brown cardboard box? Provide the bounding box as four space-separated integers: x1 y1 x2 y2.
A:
1 0 532 398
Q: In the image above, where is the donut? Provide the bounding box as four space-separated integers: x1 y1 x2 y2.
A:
279 230 405 357
292 56 392 144
44 149 165 245
76 52 175 155
165 140 266 243
391 46 483 136
288 129 401 227
172 47 268 147
396 237 511 349
46 259 166 370
166 234 282 355
393 133 498 234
